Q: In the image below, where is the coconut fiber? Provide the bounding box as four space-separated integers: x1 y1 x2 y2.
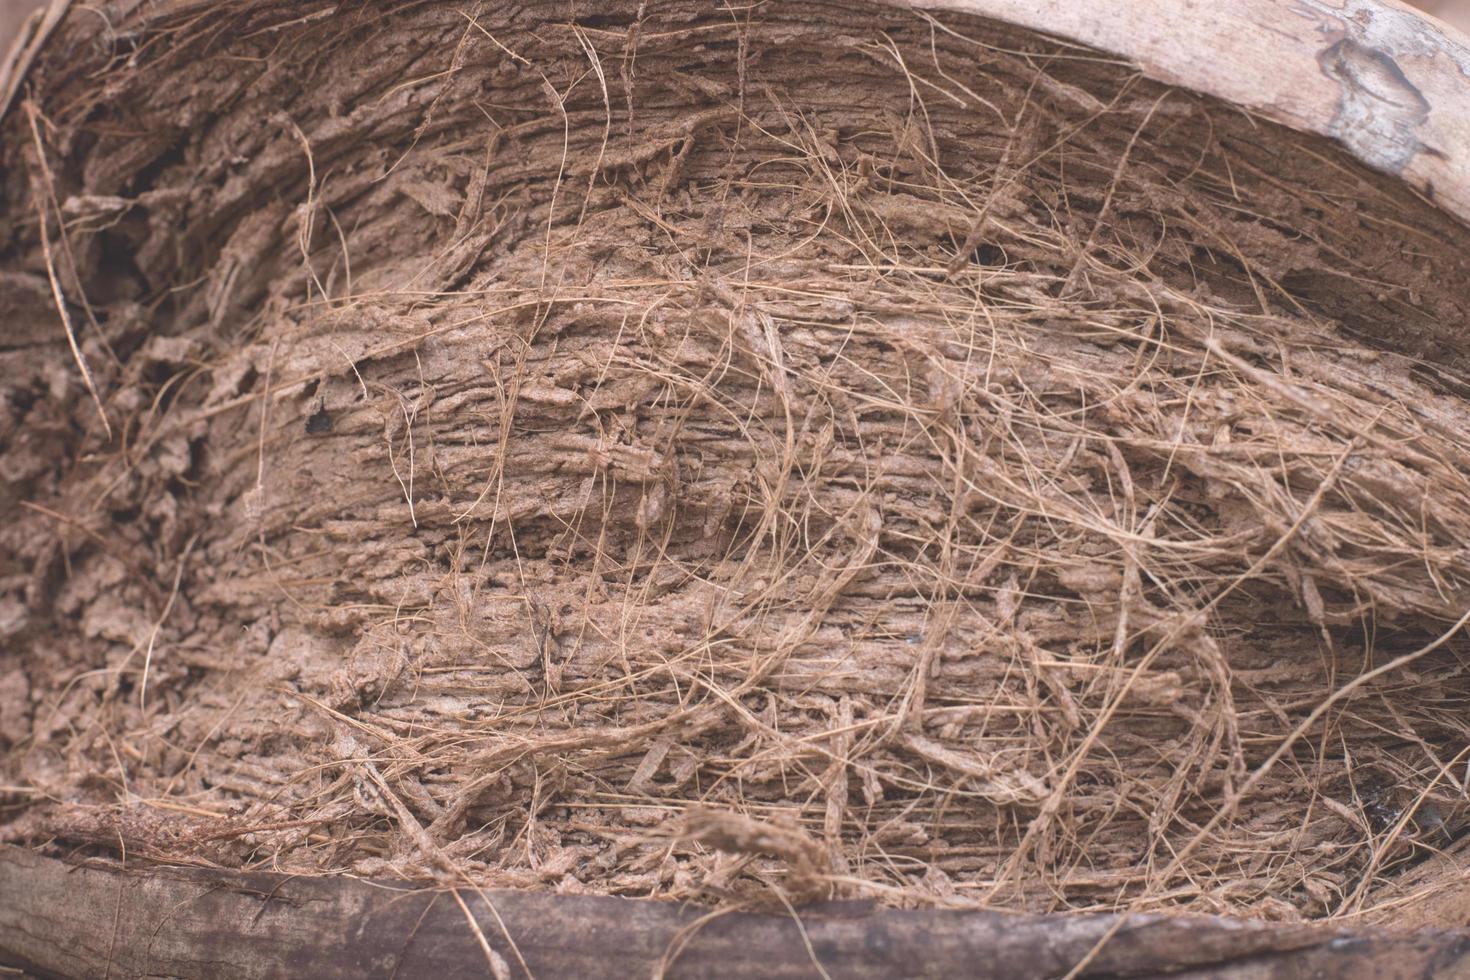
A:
3 0 1470 925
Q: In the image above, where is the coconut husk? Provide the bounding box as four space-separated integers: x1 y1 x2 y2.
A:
3 0 1470 924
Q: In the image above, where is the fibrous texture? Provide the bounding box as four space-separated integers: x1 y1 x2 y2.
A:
4 0 1470 921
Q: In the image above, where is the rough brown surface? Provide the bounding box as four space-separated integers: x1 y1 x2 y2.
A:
4 0 1470 925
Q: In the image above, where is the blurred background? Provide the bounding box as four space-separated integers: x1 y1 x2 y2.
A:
3 0 1470 66
1416 0 1470 29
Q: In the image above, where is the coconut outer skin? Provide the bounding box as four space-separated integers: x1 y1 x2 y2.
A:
2 0 1470 919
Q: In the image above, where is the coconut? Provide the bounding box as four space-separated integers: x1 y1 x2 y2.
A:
3 0 1470 927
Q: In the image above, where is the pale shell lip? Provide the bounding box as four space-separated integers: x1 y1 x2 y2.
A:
901 0 1470 227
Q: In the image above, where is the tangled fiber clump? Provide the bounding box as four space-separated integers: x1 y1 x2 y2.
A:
3 0 1470 923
